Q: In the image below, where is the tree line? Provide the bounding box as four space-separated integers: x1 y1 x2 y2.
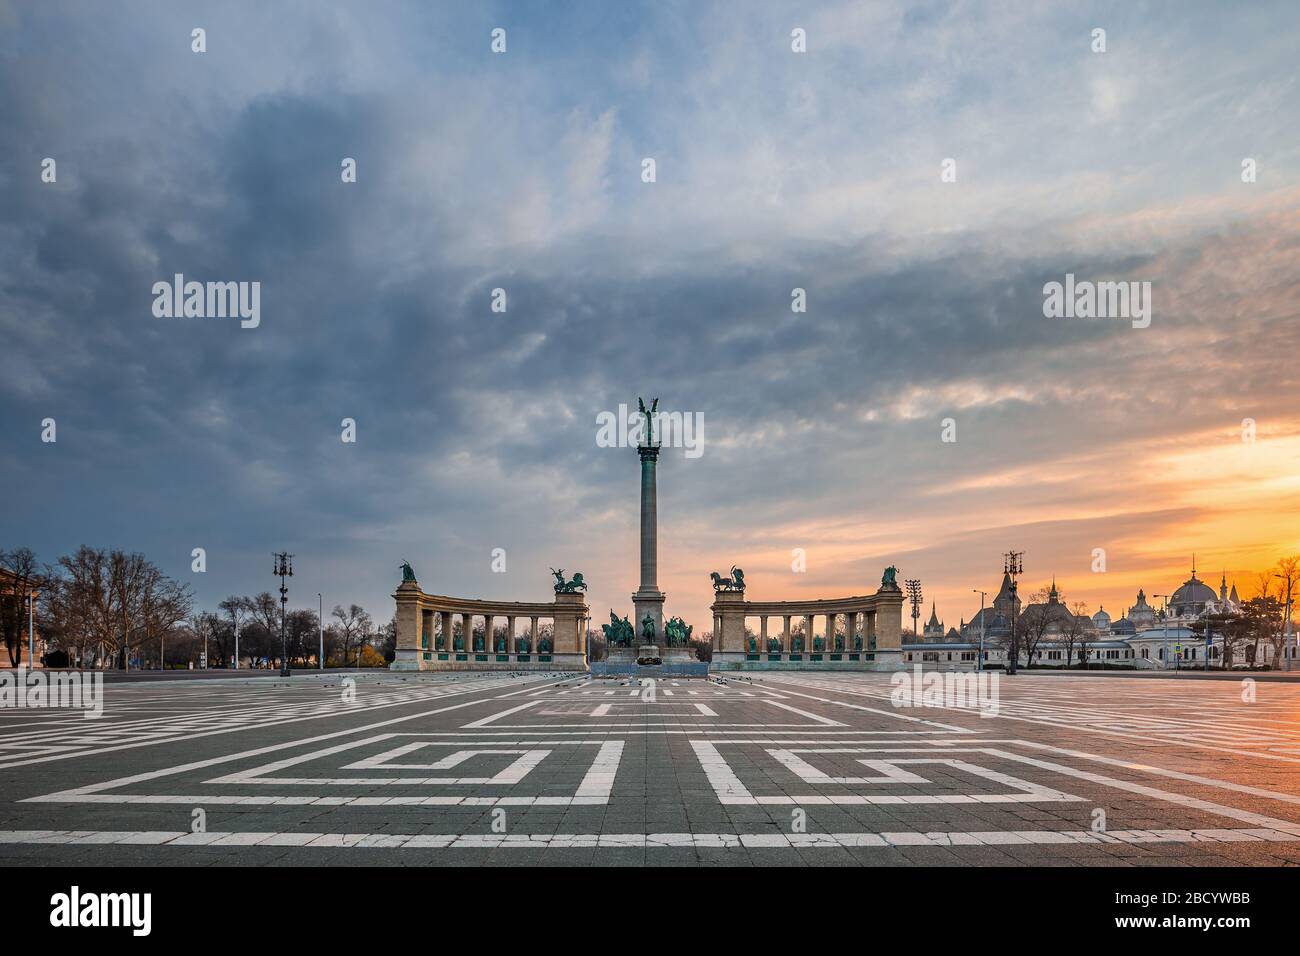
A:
1 545 393 670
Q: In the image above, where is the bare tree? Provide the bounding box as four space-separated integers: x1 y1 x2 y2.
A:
187 610 221 668
1061 601 1091 668
1017 587 1053 668
331 604 372 667
43 547 191 670
1274 556 1299 665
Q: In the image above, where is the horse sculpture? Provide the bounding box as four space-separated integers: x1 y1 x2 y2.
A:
710 565 746 591
550 568 588 592
601 610 635 647
664 616 693 647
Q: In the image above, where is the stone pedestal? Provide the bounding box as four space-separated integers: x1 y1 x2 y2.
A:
391 580 423 671
708 588 747 666
632 589 666 646
551 591 589 666
867 582 905 672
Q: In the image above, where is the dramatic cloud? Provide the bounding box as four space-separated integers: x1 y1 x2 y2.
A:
2 1 1298 631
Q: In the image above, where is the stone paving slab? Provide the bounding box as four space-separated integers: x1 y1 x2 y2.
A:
1 670 1298 866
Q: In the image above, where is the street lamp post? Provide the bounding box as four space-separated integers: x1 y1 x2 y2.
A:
1004 551 1023 676
1272 572 1295 672
1153 594 1170 673
904 579 922 647
972 589 987 673
318 592 324 671
1286 589 1294 672
27 589 35 668
273 553 293 678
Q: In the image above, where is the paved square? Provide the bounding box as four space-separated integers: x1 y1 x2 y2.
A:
2 671 1299 865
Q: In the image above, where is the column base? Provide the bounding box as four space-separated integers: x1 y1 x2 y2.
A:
866 648 903 672
390 649 420 671
390 652 588 673
632 589 666 644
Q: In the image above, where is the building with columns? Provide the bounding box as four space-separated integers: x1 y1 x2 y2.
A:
904 558 1272 671
390 568 590 671
709 569 905 671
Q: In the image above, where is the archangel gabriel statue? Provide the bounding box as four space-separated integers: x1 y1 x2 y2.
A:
637 396 659 447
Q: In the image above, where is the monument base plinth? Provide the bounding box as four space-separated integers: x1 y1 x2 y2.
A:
632 589 665 644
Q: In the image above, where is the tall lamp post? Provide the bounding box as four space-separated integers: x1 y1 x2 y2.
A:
273 553 293 677
27 587 35 669
1004 550 1023 675
1272 571 1296 672
1154 598 1175 671
904 579 922 647
972 589 987 673
318 592 324 671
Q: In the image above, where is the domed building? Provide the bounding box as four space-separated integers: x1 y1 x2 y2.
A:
1018 578 1089 635
1168 559 1218 618
1109 615 1136 637
1091 605 1112 633
1127 589 1158 628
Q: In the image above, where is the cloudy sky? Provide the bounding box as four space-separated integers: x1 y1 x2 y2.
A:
3 0 1299 634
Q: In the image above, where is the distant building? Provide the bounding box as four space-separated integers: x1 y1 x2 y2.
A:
901 556 1281 671
0 567 45 666
921 603 945 641
1127 589 1158 629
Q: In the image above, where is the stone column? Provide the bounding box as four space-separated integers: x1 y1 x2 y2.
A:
759 616 768 653
870 585 905 671
507 615 516 654
440 611 452 652
805 615 814 653
550 591 589 669
710 590 747 661
390 580 422 671
632 444 666 640
783 615 791 653
846 611 856 652
530 616 539 652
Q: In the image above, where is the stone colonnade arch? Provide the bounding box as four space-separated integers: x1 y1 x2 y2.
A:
710 577 904 670
391 577 589 671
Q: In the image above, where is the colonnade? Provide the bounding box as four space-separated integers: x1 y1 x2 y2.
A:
392 575 589 671
710 573 905 670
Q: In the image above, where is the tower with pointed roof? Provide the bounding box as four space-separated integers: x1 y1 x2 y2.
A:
922 602 945 641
